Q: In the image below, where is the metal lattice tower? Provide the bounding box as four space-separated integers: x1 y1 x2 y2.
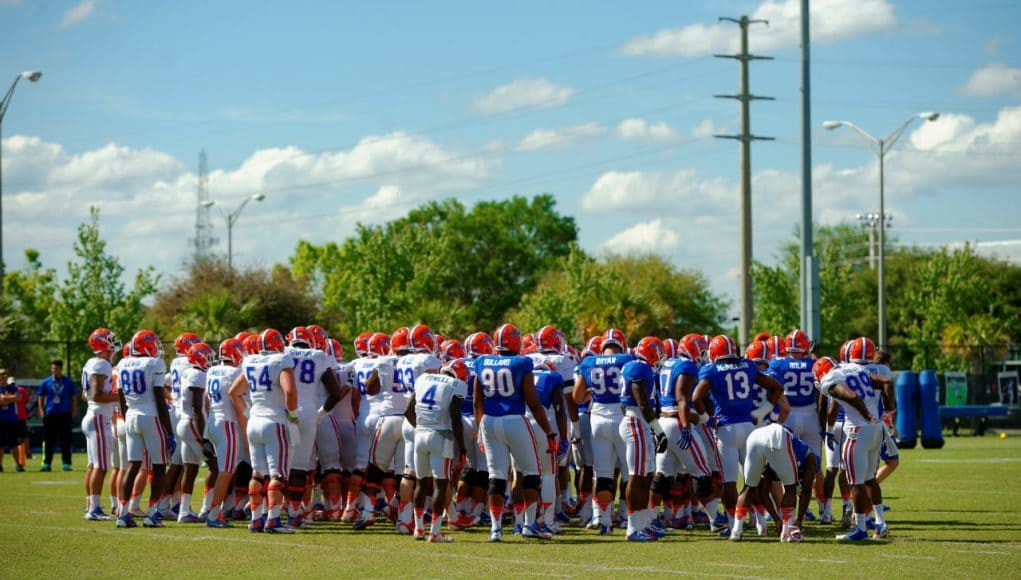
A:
191 149 216 261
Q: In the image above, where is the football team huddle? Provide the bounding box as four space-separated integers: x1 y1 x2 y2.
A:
77 322 898 543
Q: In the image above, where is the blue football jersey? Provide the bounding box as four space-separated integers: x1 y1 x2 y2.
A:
657 357 699 413
460 356 476 416
768 357 818 408
572 363 590 413
533 368 564 409
473 354 534 417
620 359 656 408
577 353 635 406
698 358 762 425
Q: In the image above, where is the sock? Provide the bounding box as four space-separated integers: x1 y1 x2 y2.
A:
128 494 142 514
872 505 886 526
223 494 236 513
430 511 443 535
471 502 484 518
854 512 866 532
733 506 747 535
201 488 214 513
147 499 159 517
626 509 637 536
414 507 425 532
253 501 265 521
208 504 221 521
524 502 537 527
781 506 793 529
268 497 282 520
181 493 192 515
89 494 100 511
118 499 128 518
513 502 525 527
726 508 735 530
110 494 117 512
597 499 611 526
157 495 171 511
704 499 718 518
489 504 503 532
543 502 554 527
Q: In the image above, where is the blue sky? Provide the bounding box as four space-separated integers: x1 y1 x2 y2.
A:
2 0 1019 318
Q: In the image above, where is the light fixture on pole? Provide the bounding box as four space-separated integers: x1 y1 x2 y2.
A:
202 193 266 272
0 70 43 294
824 112 940 351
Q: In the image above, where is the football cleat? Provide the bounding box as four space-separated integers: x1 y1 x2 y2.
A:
206 515 234 529
142 516 164 528
396 521 415 535
85 508 110 521
115 515 137 528
756 516 769 536
160 507 178 519
729 528 743 542
341 507 358 523
599 523 613 536
231 508 247 521
555 511 572 525
626 530 657 542
644 525 667 539
414 527 426 541
820 512 834 525
873 522 889 539
488 529 503 542
352 515 376 530
585 517 601 530
836 528 870 542
197 510 209 523
427 532 454 543
804 509 817 522
677 516 694 531
478 513 492 527
249 516 266 533
512 523 523 535
781 525 805 543
865 518 876 530
521 523 553 540
265 517 295 534
717 526 732 538
177 513 200 524
841 507 852 529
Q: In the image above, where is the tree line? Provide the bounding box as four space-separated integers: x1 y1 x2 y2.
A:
2 197 1018 376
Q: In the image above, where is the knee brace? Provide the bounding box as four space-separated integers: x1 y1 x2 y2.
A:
394 474 403 488
651 473 673 496
595 477 615 494
474 470 490 488
268 478 285 493
522 474 541 491
488 478 507 497
460 467 477 485
694 475 713 499
401 473 416 484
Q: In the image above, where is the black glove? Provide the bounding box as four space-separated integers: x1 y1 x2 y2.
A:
654 430 668 454
201 438 216 460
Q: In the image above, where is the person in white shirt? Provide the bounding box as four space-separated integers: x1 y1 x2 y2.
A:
81 328 121 521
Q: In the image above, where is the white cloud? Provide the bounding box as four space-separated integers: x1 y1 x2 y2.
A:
602 219 680 254
1 131 495 279
958 63 1021 97
691 118 719 140
473 77 575 114
619 0 895 58
516 122 605 151
616 118 678 143
581 168 731 213
59 0 95 29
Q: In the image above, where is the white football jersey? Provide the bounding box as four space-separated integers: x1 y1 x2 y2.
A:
396 353 442 395
242 353 291 422
352 357 381 412
119 356 167 417
178 367 207 420
527 352 575 388
82 357 115 415
413 373 467 431
331 362 356 420
166 356 190 411
818 362 881 428
286 346 335 416
205 364 241 421
372 355 403 416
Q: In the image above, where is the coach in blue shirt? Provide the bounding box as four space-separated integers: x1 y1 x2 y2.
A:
37 360 78 472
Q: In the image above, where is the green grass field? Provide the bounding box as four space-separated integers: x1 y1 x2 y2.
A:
2 435 1020 578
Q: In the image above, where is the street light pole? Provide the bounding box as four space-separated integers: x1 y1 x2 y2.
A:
823 112 939 351
0 71 43 294
203 193 265 272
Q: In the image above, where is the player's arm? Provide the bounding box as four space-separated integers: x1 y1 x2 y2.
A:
350 378 361 420
473 379 484 426
37 386 46 418
450 396 466 456
571 375 591 405
816 389 827 432
872 373 896 414
632 378 656 423
796 453 819 523
754 373 790 423
365 369 381 396
551 386 568 441
676 373 696 428
691 379 711 416
280 368 298 417
189 386 205 435
154 386 172 433
0 392 17 406
826 383 875 423
227 372 250 434
403 395 416 427
117 387 127 418
319 368 346 414
522 373 554 436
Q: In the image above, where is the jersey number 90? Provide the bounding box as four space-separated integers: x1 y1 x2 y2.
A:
479 367 514 397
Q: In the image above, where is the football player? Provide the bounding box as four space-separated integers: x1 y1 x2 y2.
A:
572 329 633 534
405 359 469 542
228 329 299 534
813 356 889 541
521 358 567 535
325 338 358 520
449 332 493 529
474 324 558 542
157 332 201 519
175 342 214 523
203 338 246 528
348 332 387 524
81 329 121 521
570 336 602 528
528 326 574 529
284 326 345 527
116 330 173 528
691 335 788 537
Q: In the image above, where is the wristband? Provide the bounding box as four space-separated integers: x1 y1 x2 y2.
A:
698 413 710 426
649 418 664 436
287 411 299 423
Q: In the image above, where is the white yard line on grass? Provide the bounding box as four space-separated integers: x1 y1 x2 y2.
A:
950 549 1011 556
918 458 1021 463
885 554 937 561
0 523 762 578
